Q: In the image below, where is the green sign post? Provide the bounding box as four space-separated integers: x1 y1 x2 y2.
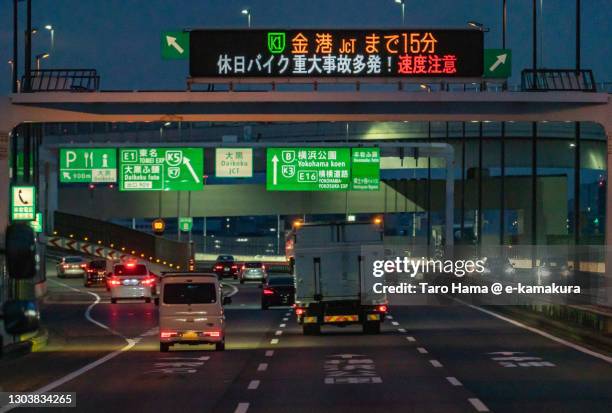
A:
119 148 204 191
266 147 380 191
351 148 380 190
483 49 511 78
161 31 190 60
178 217 193 232
59 148 117 183
30 212 43 233
11 186 36 221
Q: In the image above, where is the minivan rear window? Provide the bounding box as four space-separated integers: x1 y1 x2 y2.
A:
163 283 216 304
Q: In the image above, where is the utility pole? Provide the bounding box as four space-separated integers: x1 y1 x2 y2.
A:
24 0 32 92
12 0 18 93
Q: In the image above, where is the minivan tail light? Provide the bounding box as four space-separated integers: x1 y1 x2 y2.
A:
141 276 156 286
109 277 121 286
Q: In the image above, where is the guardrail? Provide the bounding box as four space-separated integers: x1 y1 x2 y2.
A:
54 212 192 269
521 69 596 92
21 69 100 92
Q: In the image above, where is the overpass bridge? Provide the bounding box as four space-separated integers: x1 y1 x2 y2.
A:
1 89 610 245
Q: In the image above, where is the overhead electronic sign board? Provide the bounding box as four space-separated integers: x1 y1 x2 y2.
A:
119 148 204 191
190 29 483 78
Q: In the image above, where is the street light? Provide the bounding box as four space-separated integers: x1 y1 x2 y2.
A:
241 8 251 28
44 24 54 52
35 52 49 70
394 0 405 25
467 21 490 32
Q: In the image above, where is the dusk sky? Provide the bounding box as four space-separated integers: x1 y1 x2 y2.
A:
1 0 610 92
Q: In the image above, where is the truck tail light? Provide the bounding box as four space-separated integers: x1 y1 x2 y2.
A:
295 307 305 316
377 305 388 313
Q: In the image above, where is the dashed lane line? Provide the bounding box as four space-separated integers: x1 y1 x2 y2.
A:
234 402 250 413
446 377 463 386
398 328 407 333
265 350 274 357
468 398 490 412
270 338 279 344
391 321 399 326
257 363 268 372
429 360 443 368
275 330 283 336
279 323 286 328
247 380 260 390
417 347 429 354
406 336 416 342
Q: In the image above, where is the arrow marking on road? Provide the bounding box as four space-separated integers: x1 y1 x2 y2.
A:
182 156 200 183
272 154 279 185
166 35 184 54
489 53 507 72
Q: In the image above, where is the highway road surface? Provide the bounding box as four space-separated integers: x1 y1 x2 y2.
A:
0 266 611 413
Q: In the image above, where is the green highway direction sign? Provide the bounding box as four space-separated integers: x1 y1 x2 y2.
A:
119 148 204 191
59 148 117 183
162 31 189 60
179 217 193 232
30 212 43 233
266 147 380 191
483 49 511 78
11 186 36 221
215 148 253 178
351 148 380 190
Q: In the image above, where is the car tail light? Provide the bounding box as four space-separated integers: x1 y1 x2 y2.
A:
295 307 305 316
241 265 246 270
377 305 388 313
141 276 156 286
263 288 274 295
215 265 223 270
262 264 266 270
231 265 237 269
160 331 176 338
206 331 221 337
109 277 121 286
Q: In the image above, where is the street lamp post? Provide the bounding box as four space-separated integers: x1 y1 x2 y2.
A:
35 53 49 70
44 25 54 53
241 8 251 28
394 0 405 25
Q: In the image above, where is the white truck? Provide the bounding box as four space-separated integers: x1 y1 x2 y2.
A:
292 221 388 335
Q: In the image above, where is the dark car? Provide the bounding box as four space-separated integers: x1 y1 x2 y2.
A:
84 259 108 287
213 255 239 279
261 275 295 309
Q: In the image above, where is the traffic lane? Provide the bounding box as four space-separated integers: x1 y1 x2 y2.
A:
391 304 612 413
225 280 264 310
0 275 124 393
15 296 285 412
213 316 480 413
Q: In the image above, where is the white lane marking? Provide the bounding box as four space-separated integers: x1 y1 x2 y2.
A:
257 363 268 371
406 336 416 342
225 283 240 297
468 398 490 412
279 323 286 328
247 380 260 390
446 376 463 386
387 315 393 320
461 300 612 365
270 338 279 344
282 317 288 321
234 402 250 413
398 328 407 333
0 339 138 413
429 360 443 368
417 347 429 354
391 321 399 326
275 330 283 336
265 350 275 357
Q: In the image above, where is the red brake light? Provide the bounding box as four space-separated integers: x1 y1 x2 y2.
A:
81 263 87 268
262 264 266 270
242 265 245 270
141 276 156 286
215 265 223 269
263 288 274 295
377 305 388 313
295 307 305 316
160 331 176 338
231 265 237 269
126 263 135 268
109 277 121 286
207 331 221 337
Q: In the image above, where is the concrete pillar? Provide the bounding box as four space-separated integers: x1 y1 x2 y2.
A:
604 128 612 306
0 131 10 248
